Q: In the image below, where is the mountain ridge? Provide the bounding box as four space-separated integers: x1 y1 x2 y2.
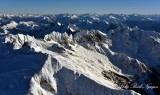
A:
0 14 160 95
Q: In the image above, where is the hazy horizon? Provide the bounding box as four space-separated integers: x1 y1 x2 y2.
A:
0 0 160 15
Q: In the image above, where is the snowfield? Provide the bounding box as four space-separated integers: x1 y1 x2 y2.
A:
0 14 160 95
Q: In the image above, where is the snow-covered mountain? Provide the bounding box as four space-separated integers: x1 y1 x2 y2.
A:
0 14 159 95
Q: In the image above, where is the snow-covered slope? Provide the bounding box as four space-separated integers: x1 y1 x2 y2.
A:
0 14 160 95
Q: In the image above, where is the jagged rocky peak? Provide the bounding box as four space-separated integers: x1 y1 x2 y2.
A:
43 30 113 56
5 33 36 49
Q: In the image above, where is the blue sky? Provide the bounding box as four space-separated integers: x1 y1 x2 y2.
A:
0 0 159 14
